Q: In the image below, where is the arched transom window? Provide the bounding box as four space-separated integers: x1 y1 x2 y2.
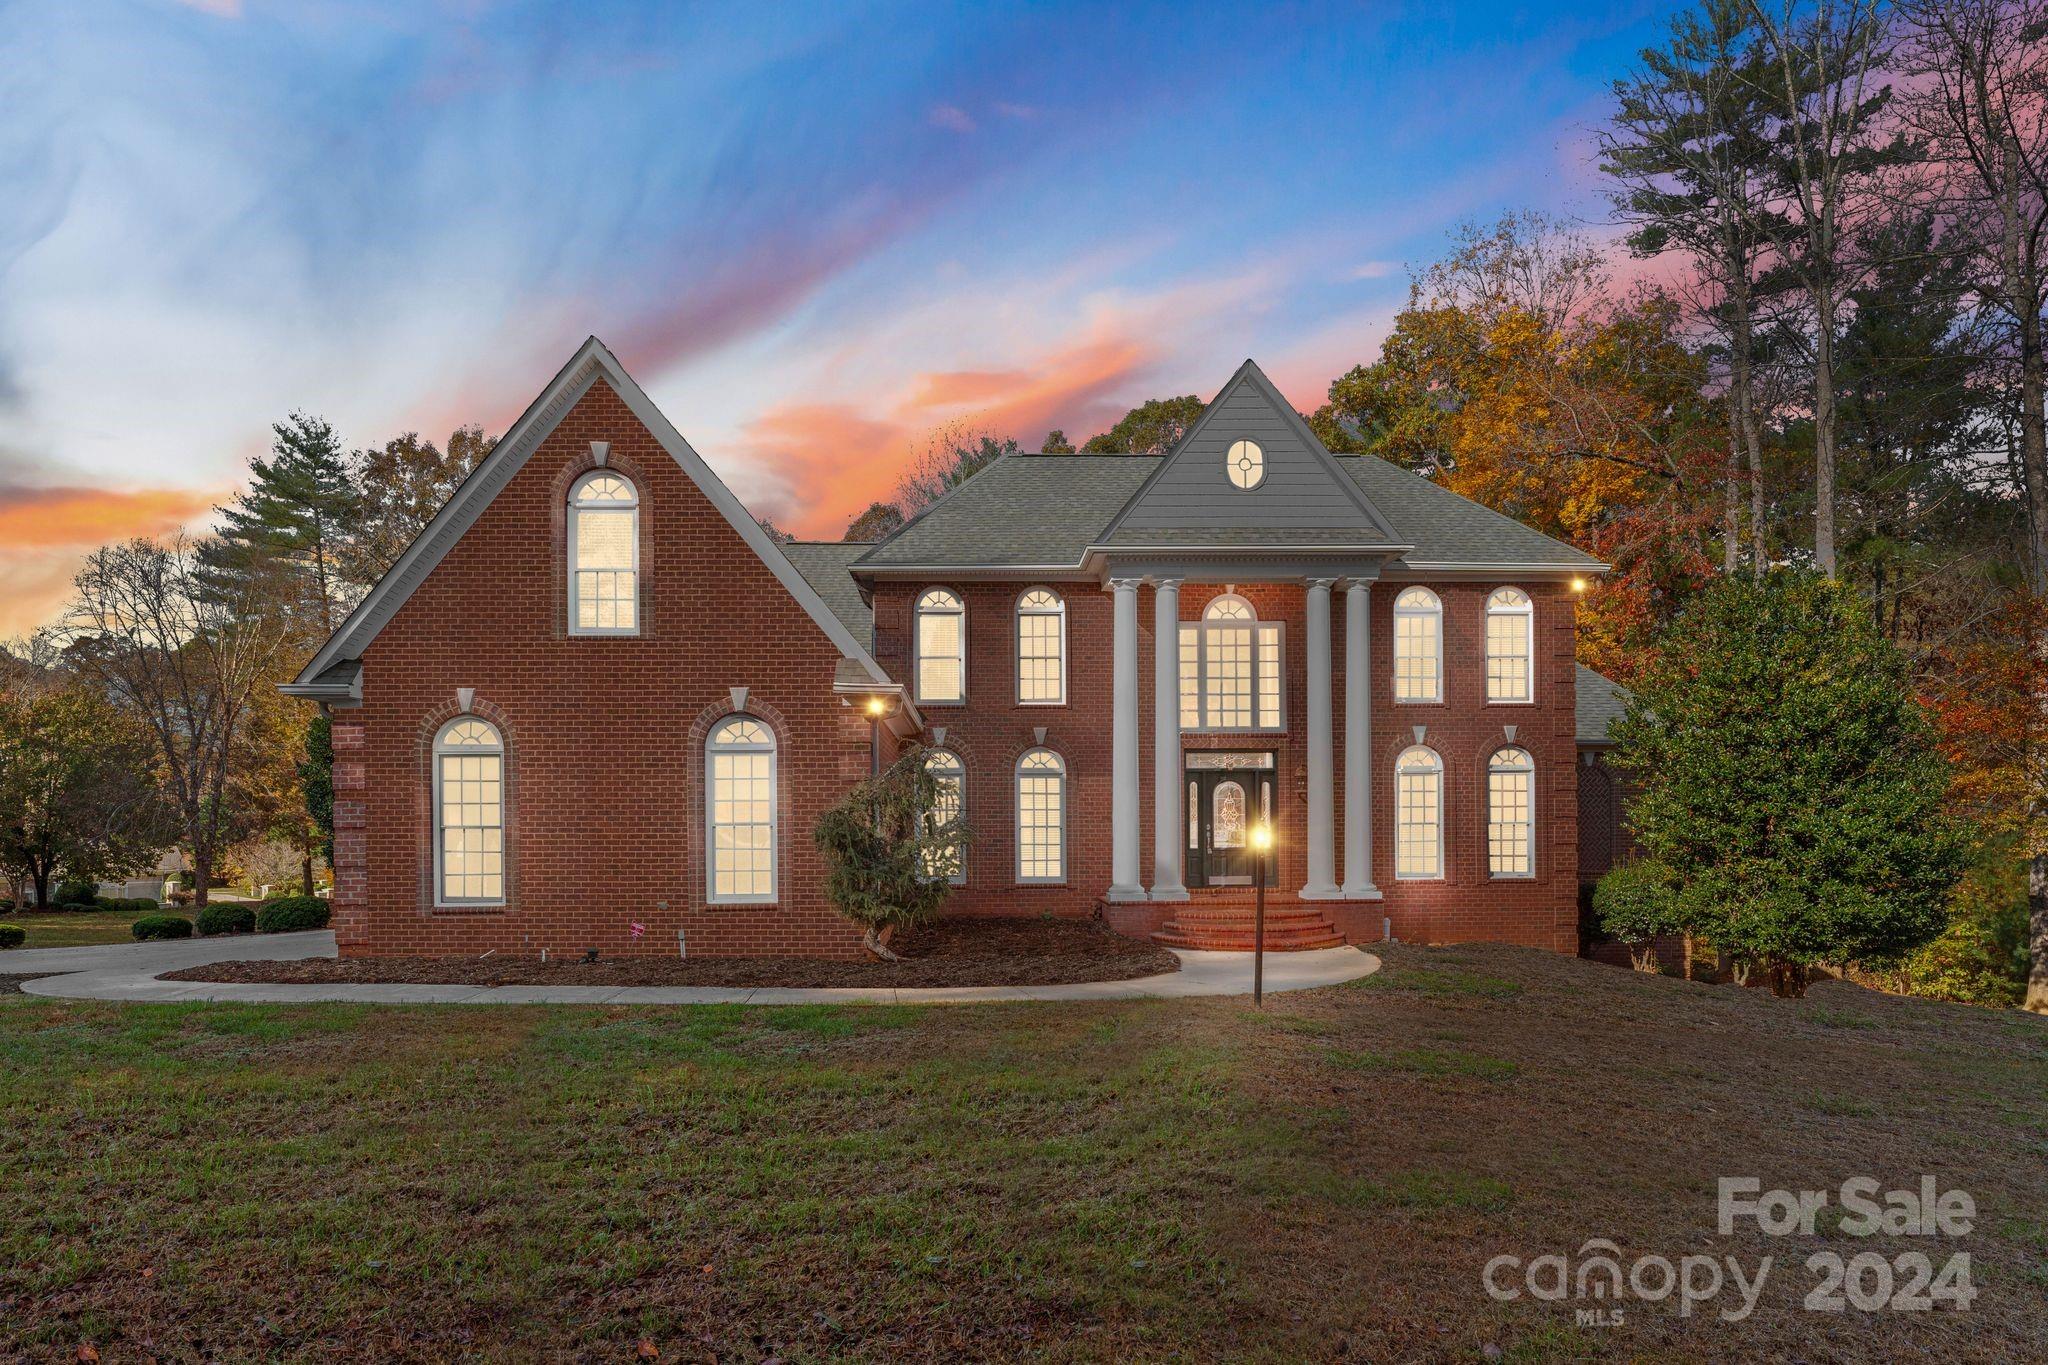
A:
921 749 967 884
1015 748 1066 883
1178 594 1284 732
707 716 776 903
1395 744 1443 880
1488 746 1535 878
434 718 504 905
1015 588 1066 705
1485 587 1534 702
916 588 965 704
1225 439 1265 490
1393 587 1442 703
569 472 638 635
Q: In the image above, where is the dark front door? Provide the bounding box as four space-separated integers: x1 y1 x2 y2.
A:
1187 754 1277 888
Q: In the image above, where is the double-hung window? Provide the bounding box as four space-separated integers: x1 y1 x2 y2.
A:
708 716 776 903
1395 744 1443 879
434 718 504 905
1485 587 1534 702
1015 748 1066 883
922 749 967 884
569 472 638 634
915 589 965 703
1488 746 1535 877
1015 588 1066 704
1393 587 1441 703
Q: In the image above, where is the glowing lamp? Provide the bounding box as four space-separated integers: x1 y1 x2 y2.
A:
1570 577 1588 594
1249 823 1274 852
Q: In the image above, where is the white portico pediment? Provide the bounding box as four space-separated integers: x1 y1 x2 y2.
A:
1096 359 1403 552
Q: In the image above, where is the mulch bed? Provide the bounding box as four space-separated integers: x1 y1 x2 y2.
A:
162 915 1181 989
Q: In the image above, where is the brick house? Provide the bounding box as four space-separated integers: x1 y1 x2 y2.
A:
285 337 1629 960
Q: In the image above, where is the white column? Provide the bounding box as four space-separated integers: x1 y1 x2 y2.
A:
1343 578 1381 898
1151 577 1187 900
1106 577 1145 901
1302 577 1340 898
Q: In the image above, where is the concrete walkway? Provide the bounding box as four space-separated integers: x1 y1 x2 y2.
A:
9 931 1378 1006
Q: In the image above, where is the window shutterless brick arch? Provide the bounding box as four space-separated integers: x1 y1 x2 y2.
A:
411 694 520 917
548 446 656 641
684 694 797 911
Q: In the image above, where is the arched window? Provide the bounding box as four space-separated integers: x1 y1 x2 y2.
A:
922 748 967 884
1015 588 1066 705
1395 744 1443 880
1486 588 1534 703
1488 746 1535 878
1178 593 1284 731
1393 587 1442 703
1225 439 1265 490
569 472 639 635
915 588 965 703
707 716 776 903
434 718 504 905
1015 748 1066 883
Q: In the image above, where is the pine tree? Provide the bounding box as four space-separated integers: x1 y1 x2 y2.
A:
207 412 360 633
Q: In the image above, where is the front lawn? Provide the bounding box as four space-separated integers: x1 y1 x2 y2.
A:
4 944 2044 1361
2 906 169 949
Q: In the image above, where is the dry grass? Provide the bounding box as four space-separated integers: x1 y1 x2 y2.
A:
4 942 2044 1361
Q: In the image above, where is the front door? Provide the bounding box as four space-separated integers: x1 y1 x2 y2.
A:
1186 753 1277 887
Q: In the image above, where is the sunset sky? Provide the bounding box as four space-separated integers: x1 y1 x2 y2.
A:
0 0 1692 635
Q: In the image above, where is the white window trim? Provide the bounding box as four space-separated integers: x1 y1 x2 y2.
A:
923 749 968 886
432 718 505 908
1393 587 1443 705
1179 594 1287 734
1014 586 1068 706
1014 748 1067 885
1488 746 1537 879
914 587 967 706
1394 744 1444 882
706 715 778 905
1225 438 1266 490
567 470 641 637
1484 586 1536 705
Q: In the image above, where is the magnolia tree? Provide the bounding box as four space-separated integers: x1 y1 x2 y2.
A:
1595 570 1963 995
814 746 965 959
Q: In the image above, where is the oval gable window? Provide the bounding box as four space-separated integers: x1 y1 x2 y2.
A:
1226 439 1264 490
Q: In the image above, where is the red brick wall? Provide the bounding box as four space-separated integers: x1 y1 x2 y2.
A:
870 577 1580 953
337 377 874 959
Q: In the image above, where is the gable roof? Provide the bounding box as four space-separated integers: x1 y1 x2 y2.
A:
1098 359 1403 549
287 337 895 693
1575 664 1633 745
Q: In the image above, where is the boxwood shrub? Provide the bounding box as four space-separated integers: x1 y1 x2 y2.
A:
196 904 257 936
0 923 24 949
255 896 331 933
54 880 98 908
131 914 194 941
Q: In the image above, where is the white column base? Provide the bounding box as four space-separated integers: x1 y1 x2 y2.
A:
1342 885 1384 900
1103 886 1149 902
1298 884 1345 900
1148 885 1189 902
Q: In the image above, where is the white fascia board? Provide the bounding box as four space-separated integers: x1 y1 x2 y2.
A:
290 336 893 691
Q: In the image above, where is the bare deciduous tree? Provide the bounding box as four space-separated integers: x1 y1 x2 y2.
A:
62 536 296 907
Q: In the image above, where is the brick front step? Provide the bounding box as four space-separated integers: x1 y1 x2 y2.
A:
1147 896 1347 952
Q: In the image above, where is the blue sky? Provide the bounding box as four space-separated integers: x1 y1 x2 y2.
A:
0 0 1689 631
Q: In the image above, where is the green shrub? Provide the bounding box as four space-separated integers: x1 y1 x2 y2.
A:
93 896 158 913
256 895 330 933
0 923 24 949
131 914 194 941
55 880 98 907
196 904 257 936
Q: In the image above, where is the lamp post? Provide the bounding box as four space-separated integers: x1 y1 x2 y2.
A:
1250 822 1273 1008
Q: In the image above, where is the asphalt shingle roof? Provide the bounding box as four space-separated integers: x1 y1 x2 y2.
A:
1575 664 1632 745
781 542 874 647
849 452 1603 569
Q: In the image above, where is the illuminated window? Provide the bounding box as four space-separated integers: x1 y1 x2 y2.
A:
922 749 967 885
1393 587 1442 703
1486 587 1534 702
1015 588 1066 705
1225 439 1265 490
708 716 776 903
916 588 965 703
1178 595 1285 732
1395 745 1443 879
1016 748 1066 882
434 718 504 905
1489 746 1534 877
569 472 638 634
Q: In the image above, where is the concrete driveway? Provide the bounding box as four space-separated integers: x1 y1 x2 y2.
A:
8 931 1378 1006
